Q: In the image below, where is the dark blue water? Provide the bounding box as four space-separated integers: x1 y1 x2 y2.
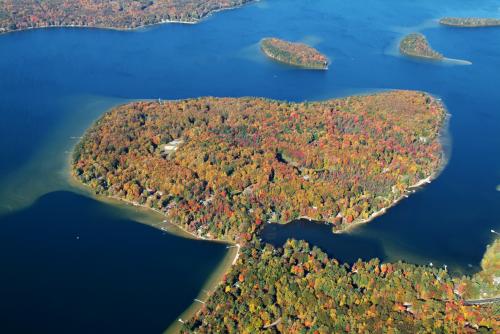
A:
0 0 499 332
0 191 227 333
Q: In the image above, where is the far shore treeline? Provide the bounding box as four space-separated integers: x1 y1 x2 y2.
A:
0 0 255 33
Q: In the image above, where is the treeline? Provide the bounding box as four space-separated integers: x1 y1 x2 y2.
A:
73 91 446 242
440 17 500 28
261 38 329 69
182 239 498 333
0 0 253 33
462 239 500 299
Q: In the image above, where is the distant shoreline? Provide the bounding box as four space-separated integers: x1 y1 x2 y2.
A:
0 1 255 35
439 17 500 28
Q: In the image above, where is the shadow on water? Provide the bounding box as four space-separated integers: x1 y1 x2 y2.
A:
0 191 227 333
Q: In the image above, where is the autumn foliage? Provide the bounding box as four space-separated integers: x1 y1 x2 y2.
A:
73 91 446 241
400 33 444 60
182 240 499 333
261 38 329 69
462 238 500 300
0 0 253 33
70 91 500 332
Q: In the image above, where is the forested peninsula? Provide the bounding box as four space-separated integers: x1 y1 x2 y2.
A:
440 17 500 27
400 33 444 60
260 38 329 69
73 91 499 333
0 0 254 34
73 91 446 240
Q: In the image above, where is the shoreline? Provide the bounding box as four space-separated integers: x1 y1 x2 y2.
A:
291 96 450 235
67 173 241 333
401 51 443 61
66 91 449 331
398 37 470 65
439 17 500 28
163 243 240 334
295 170 441 235
0 1 256 36
0 20 195 36
67 171 232 244
332 172 438 234
260 42 329 71
334 108 450 234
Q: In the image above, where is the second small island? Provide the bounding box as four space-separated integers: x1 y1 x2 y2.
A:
260 38 329 70
399 33 444 60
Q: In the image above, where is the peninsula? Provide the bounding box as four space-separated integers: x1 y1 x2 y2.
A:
73 92 498 333
400 33 444 60
260 38 329 69
440 17 500 28
73 91 446 239
0 0 254 34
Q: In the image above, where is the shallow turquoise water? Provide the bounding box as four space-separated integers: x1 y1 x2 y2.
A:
0 0 499 332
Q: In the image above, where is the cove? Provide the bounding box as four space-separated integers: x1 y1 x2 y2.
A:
0 0 499 332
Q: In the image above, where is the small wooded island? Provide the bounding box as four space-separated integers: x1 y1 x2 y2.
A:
400 33 444 60
260 38 329 69
73 92 498 333
0 0 254 34
440 17 500 27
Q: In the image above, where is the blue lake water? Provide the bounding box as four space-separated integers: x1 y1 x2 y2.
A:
0 0 499 332
0 191 227 333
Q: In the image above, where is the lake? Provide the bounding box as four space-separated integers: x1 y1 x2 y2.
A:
1 0 499 332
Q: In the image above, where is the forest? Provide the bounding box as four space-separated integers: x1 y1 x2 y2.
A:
260 38 329 69
461 239 500 300
72 92 499 332
182 239 499 333
182 240 500 334
399 33 444 60
73 91 446 242
0 0 253 33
